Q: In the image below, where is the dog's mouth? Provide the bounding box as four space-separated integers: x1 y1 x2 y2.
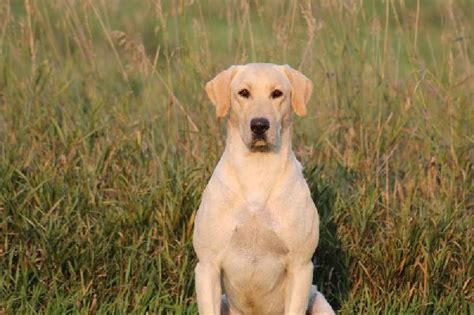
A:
250 135 272 152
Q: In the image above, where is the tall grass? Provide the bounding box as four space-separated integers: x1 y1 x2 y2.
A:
0 0 472 313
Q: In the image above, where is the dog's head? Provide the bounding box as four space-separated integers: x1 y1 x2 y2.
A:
205 63 313 152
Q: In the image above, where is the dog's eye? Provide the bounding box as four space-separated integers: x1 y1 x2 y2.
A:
238 89 250 98
271 89 283 99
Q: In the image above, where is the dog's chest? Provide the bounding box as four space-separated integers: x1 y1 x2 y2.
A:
220 209 289 309
229 211 289 257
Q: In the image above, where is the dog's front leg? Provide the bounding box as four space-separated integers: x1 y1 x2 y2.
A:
195 262 222 315
284 262 313 315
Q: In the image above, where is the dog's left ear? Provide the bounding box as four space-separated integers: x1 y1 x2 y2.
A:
283 65 313 117
205 65 237 118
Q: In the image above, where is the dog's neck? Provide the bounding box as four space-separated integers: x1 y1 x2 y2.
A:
217 118 298 209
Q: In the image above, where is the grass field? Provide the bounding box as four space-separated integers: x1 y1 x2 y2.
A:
0 0 472 313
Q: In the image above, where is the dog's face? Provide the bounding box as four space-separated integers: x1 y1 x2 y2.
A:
230 64 291 151
205 63 313 152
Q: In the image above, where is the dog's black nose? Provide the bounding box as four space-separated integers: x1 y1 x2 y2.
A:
250 118 270 135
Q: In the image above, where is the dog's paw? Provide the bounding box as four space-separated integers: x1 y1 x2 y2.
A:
307 285 335 315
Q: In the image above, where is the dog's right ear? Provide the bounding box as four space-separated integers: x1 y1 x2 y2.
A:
205 66 236 118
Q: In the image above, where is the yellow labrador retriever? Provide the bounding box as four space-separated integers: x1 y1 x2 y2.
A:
193 63 335 315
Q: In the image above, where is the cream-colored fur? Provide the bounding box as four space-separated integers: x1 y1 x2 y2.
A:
193 63 335 315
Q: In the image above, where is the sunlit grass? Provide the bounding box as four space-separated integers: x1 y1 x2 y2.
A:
0 0 472 313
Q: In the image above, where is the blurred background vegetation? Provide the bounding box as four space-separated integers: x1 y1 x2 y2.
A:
0 0 472 313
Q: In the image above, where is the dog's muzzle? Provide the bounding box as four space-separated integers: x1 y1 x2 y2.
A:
250 117 270 150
